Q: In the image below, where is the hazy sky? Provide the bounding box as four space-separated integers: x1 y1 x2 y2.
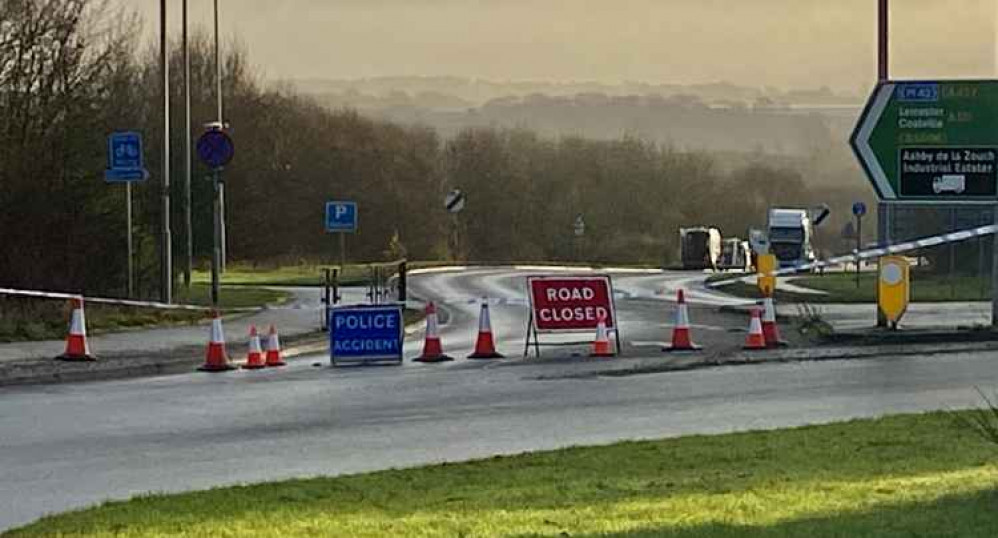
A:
131 0 997 92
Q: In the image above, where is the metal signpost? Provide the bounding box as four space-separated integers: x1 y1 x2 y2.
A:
852 202 867 288
445 189 465 259
325 201 358 270
524 275 619 357
197 126 235 307
851 80 998 326
573 213 585 260
105 132 149 298
329 304 404 366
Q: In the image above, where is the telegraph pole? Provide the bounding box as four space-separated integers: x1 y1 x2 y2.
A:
214 0 228 273
159 0 172 304
876 0 889 327
182 0 193 291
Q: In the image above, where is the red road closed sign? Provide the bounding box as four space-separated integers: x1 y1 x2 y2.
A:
527 275 616 332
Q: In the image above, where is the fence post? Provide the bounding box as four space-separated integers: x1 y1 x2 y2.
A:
398 260 407 303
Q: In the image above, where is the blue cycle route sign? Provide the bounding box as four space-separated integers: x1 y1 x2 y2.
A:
329 304 404 365
105 131 149 182
325 201 358 233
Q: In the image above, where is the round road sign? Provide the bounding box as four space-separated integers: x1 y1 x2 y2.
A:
852 201 867 217
196 128 234 169
445 189 466 213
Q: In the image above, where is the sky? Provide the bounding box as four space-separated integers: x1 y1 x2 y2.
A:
129 0 998 92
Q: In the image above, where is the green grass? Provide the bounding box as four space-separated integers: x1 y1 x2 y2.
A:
178 284 290 309
0 286 289 342
717 271 993 304
7 412 998 537
192 263 390 287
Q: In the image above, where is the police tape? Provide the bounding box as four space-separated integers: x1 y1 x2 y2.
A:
766 223 998 277
0 287 219 312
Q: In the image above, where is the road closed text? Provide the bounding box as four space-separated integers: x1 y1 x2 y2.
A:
528 276 615 332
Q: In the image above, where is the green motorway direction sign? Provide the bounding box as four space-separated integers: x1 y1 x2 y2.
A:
851 80 998 202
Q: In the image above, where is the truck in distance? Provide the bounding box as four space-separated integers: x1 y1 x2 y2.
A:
679 227 722 271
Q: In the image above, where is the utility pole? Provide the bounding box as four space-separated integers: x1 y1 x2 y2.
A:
214 0 228 273
183 0 193 291
159 0 172 304
876 0 889 327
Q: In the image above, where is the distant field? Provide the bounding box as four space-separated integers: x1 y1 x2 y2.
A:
7 412 998 537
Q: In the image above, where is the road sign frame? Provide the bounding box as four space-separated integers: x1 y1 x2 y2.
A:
523 275 621 358
329 303 404 366
325 201 358 233
851 80 998 204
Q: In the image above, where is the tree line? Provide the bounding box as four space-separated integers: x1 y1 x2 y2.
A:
1 1 866 299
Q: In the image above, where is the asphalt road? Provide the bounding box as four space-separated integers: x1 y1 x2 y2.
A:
1 267 993 532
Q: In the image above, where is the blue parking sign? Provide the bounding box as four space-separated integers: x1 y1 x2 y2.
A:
330 304 404 365
325 201 357 233
105 131 148 182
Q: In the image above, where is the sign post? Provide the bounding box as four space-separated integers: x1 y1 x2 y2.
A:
445 189 466 259
196 125 235 307
325 201 358 271
105 131 149 298
851 79 998 326
852 202 867 288
524 275 619 357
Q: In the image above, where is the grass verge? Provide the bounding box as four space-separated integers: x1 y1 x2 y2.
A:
0 286 289 342
192 264 384 287
716 271 993 304
7 411 998 537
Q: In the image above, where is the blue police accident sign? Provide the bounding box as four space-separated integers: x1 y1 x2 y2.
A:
329 304 404 365
105 131 149 182
325 201 357 233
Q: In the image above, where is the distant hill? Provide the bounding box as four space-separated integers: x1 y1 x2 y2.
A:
293 77 862 156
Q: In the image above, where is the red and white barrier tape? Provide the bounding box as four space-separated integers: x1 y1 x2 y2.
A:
766 223 998 277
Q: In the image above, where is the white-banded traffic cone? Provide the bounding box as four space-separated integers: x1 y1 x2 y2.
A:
264 325 286 367
590 312 615 357
56 298 96 361
761 297 788 348
199 310 235 372
414 302 453 363
743 308 767 350
241 325 266 370
468 301 504 359
663 289 701 352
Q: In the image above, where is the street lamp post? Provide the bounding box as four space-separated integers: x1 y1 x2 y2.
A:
214 0 228 274
159 0 172 304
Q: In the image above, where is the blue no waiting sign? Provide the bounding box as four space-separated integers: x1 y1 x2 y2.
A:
329 304 403 365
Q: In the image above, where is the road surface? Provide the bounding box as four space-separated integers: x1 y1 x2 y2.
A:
1 267 993 532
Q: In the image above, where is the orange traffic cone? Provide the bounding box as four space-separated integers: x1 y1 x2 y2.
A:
468 302 504 359
264 325 286 367
590 313 615 357
199 310 235 372
664 289 701 352
743 308 767 350
414 302 453 363
761 297 788 348
241 325 266 370
56 298 96 361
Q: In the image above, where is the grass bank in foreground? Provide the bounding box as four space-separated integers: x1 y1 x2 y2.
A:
7 412 997 537
715 271 992 304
